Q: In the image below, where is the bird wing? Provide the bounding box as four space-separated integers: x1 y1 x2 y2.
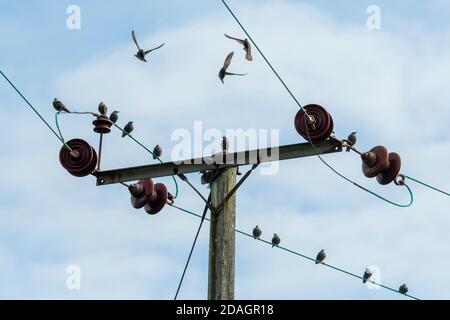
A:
224 34 245 45
245 43 253 61
132 30 141 50
223 51 234 70
145 43 165 54
225 72 247 76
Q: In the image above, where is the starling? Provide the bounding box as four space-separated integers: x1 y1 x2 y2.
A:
122 121 134 138
98 102 108 116
153 145 162 160
132 30 165 63
399 284 408 295
53 98 70 113
346 132 357 152
224 34 253 61
109 111 120 124
363 268 373 283
271 233 281 248
218 51 247 84
252 226 262 239
315 249 326 264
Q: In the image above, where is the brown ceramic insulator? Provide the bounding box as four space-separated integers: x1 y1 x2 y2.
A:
361 146 389 178
144 183 168 215
93 116 113 134
377 152 402 185
130 179 155 209
59 139 98 177
294 104 334 143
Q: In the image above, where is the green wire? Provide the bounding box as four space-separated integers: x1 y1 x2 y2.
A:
1 69 71 149
169 203 420 300
114 123 179 199
404 175 450 197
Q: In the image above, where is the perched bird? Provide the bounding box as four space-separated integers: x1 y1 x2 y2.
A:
122 121 134 138
399 284 408 295
53 98 70 113
98 102 108 116
346 132 357 152
315 249 326 264
252 226 262 239
132 30 165 62
153 145 162 160
363 268 373 283
218 51 247 84
225 34 253 61
109 111 120 124
271 233 281 248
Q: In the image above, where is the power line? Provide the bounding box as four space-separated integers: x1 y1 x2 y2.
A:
219 0 414 208
169 203 420 300
174 193 212 300
403 175 449 197
0 69 71 150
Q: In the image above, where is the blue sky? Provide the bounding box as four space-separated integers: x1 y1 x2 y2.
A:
1 0 450 300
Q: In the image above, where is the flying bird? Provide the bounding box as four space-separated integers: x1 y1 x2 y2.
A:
346 132 357 152
122 121 134 138
218 51 247 84
109 111 120 124
399 284 408 295
363 268 373 283
53 98 70 113
153 145 162 160
271 233 281 248
98 102 108 116
252 226 262 239
225 34 253 61
132 30 165 62
315 249 326 264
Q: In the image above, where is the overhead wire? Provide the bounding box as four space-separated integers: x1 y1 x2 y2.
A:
169 202 420 301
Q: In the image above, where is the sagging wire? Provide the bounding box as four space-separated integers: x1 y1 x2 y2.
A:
169 203 420 300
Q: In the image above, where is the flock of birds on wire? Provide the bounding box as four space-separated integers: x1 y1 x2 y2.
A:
52 29 409 297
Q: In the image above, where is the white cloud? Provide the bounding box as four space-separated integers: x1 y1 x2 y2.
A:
1 1 449 299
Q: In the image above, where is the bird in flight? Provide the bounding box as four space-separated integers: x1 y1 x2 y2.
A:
224 34 253 61
218 51 247 84
53 98 70 113
122 121 134 138
132 30 165 62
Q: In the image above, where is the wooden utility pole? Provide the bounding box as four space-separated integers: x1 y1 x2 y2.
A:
208 167 237 300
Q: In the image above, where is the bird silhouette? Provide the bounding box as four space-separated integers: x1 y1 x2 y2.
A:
98 102 108 116
109 111 120 124
363 268 373 283
225 34 253 61
122 121 134 138
315 249 326 264
53 98 70 113
153 145 162 160
399 284 408 295
271 233 281 248
252 226 262 239
346 132 357 152
218 51 247 84
132 30 165 63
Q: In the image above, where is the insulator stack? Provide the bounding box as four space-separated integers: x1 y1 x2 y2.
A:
129 178 168 215
93 115 113 134
294 104 334 143
59 139 98 177
361 146 402 185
